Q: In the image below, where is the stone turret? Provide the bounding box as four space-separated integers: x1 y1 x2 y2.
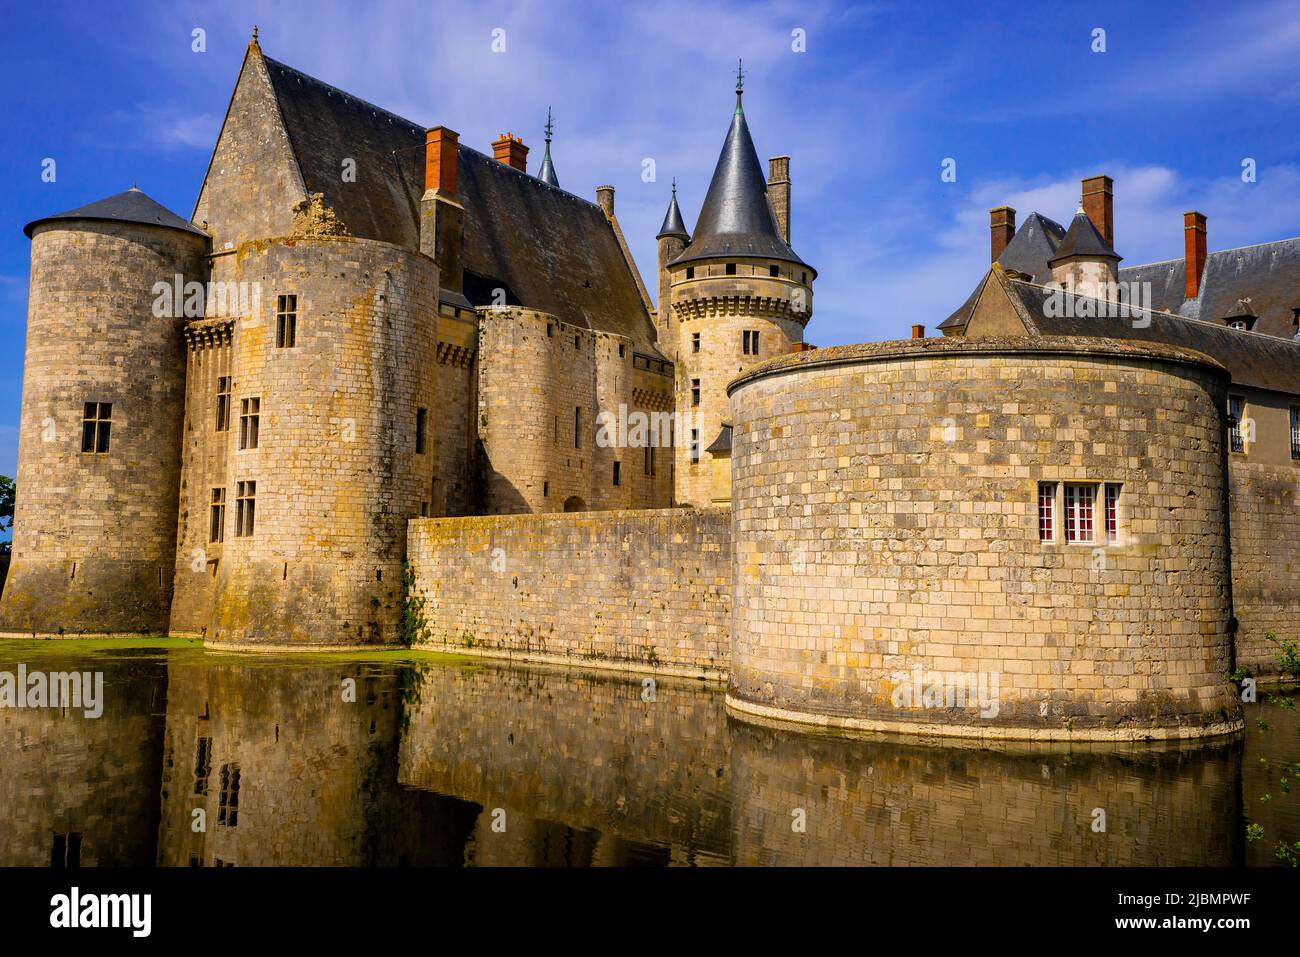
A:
0 188 210 636
1048 201 1121 297
667 65 816 507
655 180 690 361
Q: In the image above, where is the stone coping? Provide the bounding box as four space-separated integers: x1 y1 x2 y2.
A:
408 505 728 530
725 694 1245 744
727 335 1230 396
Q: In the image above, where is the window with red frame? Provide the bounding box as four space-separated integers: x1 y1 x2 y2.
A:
1038 482 1056 542
1065 483 1095 543
1104 483 1120 544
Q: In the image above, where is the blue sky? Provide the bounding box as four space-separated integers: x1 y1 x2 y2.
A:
3 0 1300 487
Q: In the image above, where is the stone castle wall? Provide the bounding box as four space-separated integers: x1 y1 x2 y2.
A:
1228 458 1300 674
476 307 672 514
727 337 1242 740
201 236 438 647
0 221 208 636
407 508 731 677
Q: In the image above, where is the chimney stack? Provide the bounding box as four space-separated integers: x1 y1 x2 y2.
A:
768 156 791 243
595 185 615 217
1081 175 1114 249
424 126 459 195
421 127 464 297
1184 211 1208 299
911 324 926 339
491 133 529 172
989 206 1016 263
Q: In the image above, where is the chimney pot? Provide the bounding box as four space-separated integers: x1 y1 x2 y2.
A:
1081 175 1114 249
989 206 1016 263
424 126 459 195
911 324 926 339
1184 211 1208 299
595 185 615 217
490 132 529 172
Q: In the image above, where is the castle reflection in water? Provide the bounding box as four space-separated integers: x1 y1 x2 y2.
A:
1 642 1295 867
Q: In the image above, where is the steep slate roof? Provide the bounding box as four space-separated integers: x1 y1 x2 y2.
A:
995 212 1067 284
258 54 661 354
1049 210 1120 264
671 93 812 273
948 201 1300 340
1118 238 1300 338
1003 275 1300 394
25 186 209 238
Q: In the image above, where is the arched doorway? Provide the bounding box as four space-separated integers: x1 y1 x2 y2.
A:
563 496 586 513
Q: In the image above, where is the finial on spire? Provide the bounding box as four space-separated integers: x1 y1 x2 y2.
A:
1076 199 1085 215
544 106 554 145
252 25 259 42
735 58 745 114
672 177 677 195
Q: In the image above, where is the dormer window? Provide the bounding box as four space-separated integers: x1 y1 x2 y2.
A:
1227 316 1255 332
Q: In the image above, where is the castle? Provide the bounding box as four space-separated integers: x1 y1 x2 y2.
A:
3 34 1298 740
0 35 807 646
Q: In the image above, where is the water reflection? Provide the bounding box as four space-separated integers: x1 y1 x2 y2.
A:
0 642 1294 867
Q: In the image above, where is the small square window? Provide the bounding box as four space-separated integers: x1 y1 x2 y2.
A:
769 264 780 277
685 267 695 280
691 378 700 406
618 344 625 358
725 263 737 276
692 333 700 353
81 402 112 453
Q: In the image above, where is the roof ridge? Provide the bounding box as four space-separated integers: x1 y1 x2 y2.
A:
1011 277 1294 339
458 143 600 209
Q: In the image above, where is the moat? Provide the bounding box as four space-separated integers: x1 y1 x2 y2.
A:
1 638 1296 867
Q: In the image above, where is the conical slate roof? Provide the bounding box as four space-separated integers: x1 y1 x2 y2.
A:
671 94 811 273
657 182 689 240
24 186 208 238
538 148 559 188
1048 208 1120 265
538 107 560 188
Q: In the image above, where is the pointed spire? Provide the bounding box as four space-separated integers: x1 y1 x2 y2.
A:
538 106 560 188
657 178 690 241
671 78 812 273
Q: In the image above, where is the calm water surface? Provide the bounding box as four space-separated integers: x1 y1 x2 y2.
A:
1 640 1296 867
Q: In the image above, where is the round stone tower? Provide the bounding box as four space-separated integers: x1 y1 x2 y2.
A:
667 79 815 507
0 188 210 636
206 236 438 649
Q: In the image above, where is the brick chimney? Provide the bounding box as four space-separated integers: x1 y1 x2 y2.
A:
989 206 1016 263
425 126 459 195
768 156 791 243
491 133 528 172
595 185 615 217
421 126 464 297
1081 175 1114 249
911 324 926 339
1184 211 1208 299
